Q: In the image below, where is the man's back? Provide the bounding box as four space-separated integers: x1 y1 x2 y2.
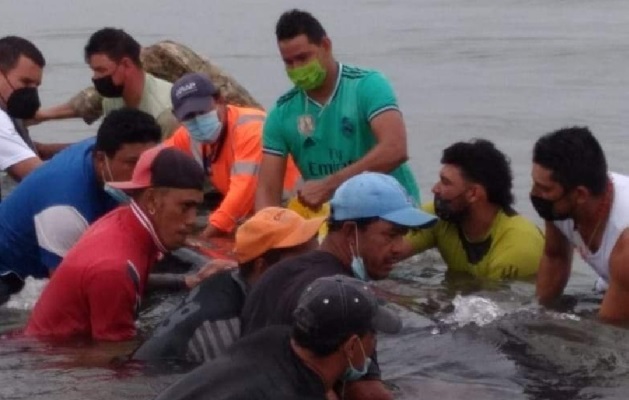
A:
0 137 116 279
155 326 325 400
240 250 347 336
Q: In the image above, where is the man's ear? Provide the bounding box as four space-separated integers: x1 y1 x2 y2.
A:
573 186 591 205
321 36 332 53
341 334 360 357
341 221 357 246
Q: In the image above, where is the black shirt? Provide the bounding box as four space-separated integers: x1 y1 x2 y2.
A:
134 270 246 362
154 326 327 400
240 250 348 336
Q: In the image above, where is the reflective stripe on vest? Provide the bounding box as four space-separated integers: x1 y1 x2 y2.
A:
235 114 265 126
231 161 259 176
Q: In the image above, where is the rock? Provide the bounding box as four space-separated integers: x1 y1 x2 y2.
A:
142 41 263 109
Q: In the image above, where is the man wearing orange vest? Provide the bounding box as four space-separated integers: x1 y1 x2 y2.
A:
166 73 301 239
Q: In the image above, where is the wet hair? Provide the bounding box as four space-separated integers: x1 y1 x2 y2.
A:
275 9 327 44
0 36 45 73
533 126 607 195
84 28 142 66
442 139 515 210
291 325 371 357
95 108 161 157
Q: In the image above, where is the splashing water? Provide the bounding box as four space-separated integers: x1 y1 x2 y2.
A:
5 277 48 311
444 295 507 328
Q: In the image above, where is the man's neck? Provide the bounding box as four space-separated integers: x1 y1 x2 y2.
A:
290 339 343 391
319 234 352 270
573 192 610 231
460 203 500 242
305 61 339 105
122 68 146 108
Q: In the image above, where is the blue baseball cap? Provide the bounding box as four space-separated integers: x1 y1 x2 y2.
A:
330 172 436 228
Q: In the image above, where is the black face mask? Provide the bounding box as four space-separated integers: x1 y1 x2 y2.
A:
530 194 571 221
6 87 40 119
434 194 469 223
92 75 124 98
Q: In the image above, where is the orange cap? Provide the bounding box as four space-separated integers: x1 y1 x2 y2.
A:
234 207 325 263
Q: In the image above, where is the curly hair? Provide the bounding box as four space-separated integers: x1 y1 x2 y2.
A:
533 126 607 196
441 139 514 210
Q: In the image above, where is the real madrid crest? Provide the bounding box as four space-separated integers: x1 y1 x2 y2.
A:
298 114 315 136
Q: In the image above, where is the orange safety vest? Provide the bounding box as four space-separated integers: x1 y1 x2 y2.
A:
165 105 301 232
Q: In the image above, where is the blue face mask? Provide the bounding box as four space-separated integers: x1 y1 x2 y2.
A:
102 157 131 204
183 110 223 143
104 183 131 204
342 339 371 381
350 226 369 281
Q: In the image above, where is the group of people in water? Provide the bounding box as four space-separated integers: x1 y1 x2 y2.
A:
0 7 628 400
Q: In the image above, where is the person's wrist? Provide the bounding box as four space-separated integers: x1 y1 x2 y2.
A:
183 274 198 289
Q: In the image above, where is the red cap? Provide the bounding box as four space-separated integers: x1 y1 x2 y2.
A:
109 145 205 191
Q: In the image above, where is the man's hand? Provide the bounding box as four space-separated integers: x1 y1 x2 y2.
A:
198 224 228 240
297 177 337 211
342 380 393 400
184 259 238 289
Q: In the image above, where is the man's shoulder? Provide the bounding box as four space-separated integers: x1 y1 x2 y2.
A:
146 72 173 90
275 87 301 108
495 210 542 237
341 64 378 80
263 251 345 281
0 109 15 133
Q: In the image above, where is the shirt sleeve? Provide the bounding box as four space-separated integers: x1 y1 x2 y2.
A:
209 126 260 232
34 205 90 270
0 112 37 170
261 106 288 157
86 262 140 341
68 87 104 124
406 203 438 253
357 71 400 122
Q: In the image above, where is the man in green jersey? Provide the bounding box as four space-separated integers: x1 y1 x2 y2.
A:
255 9 420 213
399 139 544 280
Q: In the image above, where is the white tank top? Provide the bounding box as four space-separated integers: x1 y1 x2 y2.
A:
554 172 629 284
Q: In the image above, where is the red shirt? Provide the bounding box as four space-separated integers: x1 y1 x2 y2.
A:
25 204 163 341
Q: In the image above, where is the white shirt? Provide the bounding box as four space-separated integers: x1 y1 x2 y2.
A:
554 172 629 284
0 108 37 171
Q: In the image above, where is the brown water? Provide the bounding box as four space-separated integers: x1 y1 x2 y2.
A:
2 0 629 398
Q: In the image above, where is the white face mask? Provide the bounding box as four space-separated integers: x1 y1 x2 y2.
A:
102 156 131 204
350 225 369 281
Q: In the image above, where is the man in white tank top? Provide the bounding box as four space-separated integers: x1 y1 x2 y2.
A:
530 126 629 322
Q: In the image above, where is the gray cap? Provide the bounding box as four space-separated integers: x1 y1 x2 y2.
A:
171 72 218 121
293 275 402 338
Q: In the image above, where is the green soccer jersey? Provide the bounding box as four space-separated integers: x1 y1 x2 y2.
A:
262 63 420 202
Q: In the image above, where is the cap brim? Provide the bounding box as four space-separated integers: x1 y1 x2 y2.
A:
108 181 150 191
276 216 326 248
381 206 437 228
372 303 402 334
173 97 213 120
